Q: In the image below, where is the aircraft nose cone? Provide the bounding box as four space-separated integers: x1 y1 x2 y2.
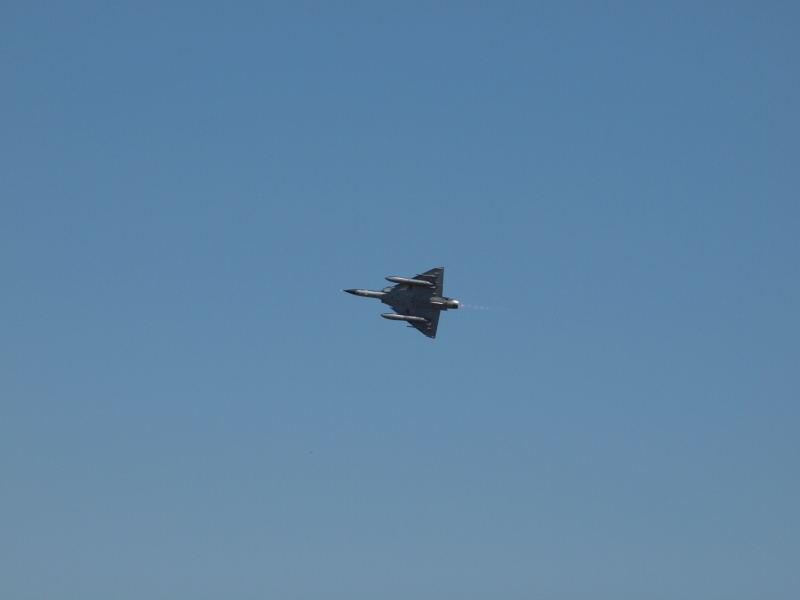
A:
343 289 358 295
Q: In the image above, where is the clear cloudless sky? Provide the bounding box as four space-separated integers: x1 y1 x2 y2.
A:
1 2 798 599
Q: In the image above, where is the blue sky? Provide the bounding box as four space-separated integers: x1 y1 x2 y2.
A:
2 2 798 599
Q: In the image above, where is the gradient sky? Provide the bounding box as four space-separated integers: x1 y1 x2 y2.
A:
2 3 798 599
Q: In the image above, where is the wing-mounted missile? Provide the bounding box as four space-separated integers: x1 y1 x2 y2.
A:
385 276 434 287
381 313 429 324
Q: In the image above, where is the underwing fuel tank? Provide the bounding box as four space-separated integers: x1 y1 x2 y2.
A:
381 313 429 324
385 276 434 287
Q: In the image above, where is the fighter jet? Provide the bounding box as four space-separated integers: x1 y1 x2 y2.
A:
343 267 459 338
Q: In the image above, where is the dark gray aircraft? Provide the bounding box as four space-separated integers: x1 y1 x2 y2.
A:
343 267 459 338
